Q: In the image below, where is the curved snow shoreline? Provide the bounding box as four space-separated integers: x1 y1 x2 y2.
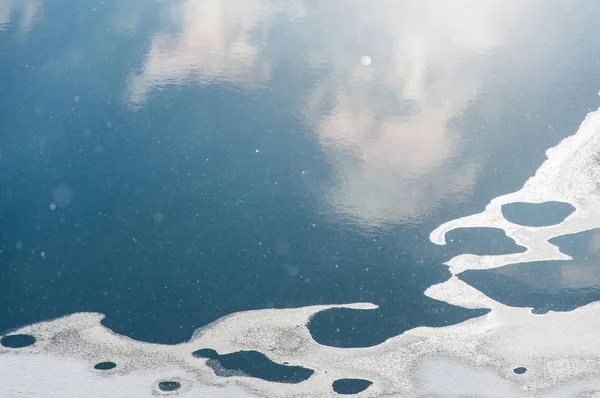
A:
4 108 600 396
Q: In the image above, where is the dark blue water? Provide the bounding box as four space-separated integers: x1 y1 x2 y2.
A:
192 348 314 383
1 0 600 360
332 378 373 395
502 201 575 227
461 229 600 314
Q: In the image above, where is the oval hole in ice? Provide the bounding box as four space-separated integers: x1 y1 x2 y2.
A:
0 334 36 348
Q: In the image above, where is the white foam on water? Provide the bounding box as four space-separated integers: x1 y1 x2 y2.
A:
430 106 600 274
5 109 600 396
0 354 257 397
5 299 600 397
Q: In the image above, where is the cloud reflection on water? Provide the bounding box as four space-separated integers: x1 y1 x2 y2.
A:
126 0 305 104
0 0 41 34
302 0 533 227
126 0 537 227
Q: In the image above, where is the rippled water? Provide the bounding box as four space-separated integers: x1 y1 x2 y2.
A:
2 0 600 397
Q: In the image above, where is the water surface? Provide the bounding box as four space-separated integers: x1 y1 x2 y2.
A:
2 0 600 395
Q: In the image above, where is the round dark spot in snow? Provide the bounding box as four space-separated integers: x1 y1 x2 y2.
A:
332 378 373 394
94 361 117 370
1 334 36 348
158 381 181 392
514 367 527 374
